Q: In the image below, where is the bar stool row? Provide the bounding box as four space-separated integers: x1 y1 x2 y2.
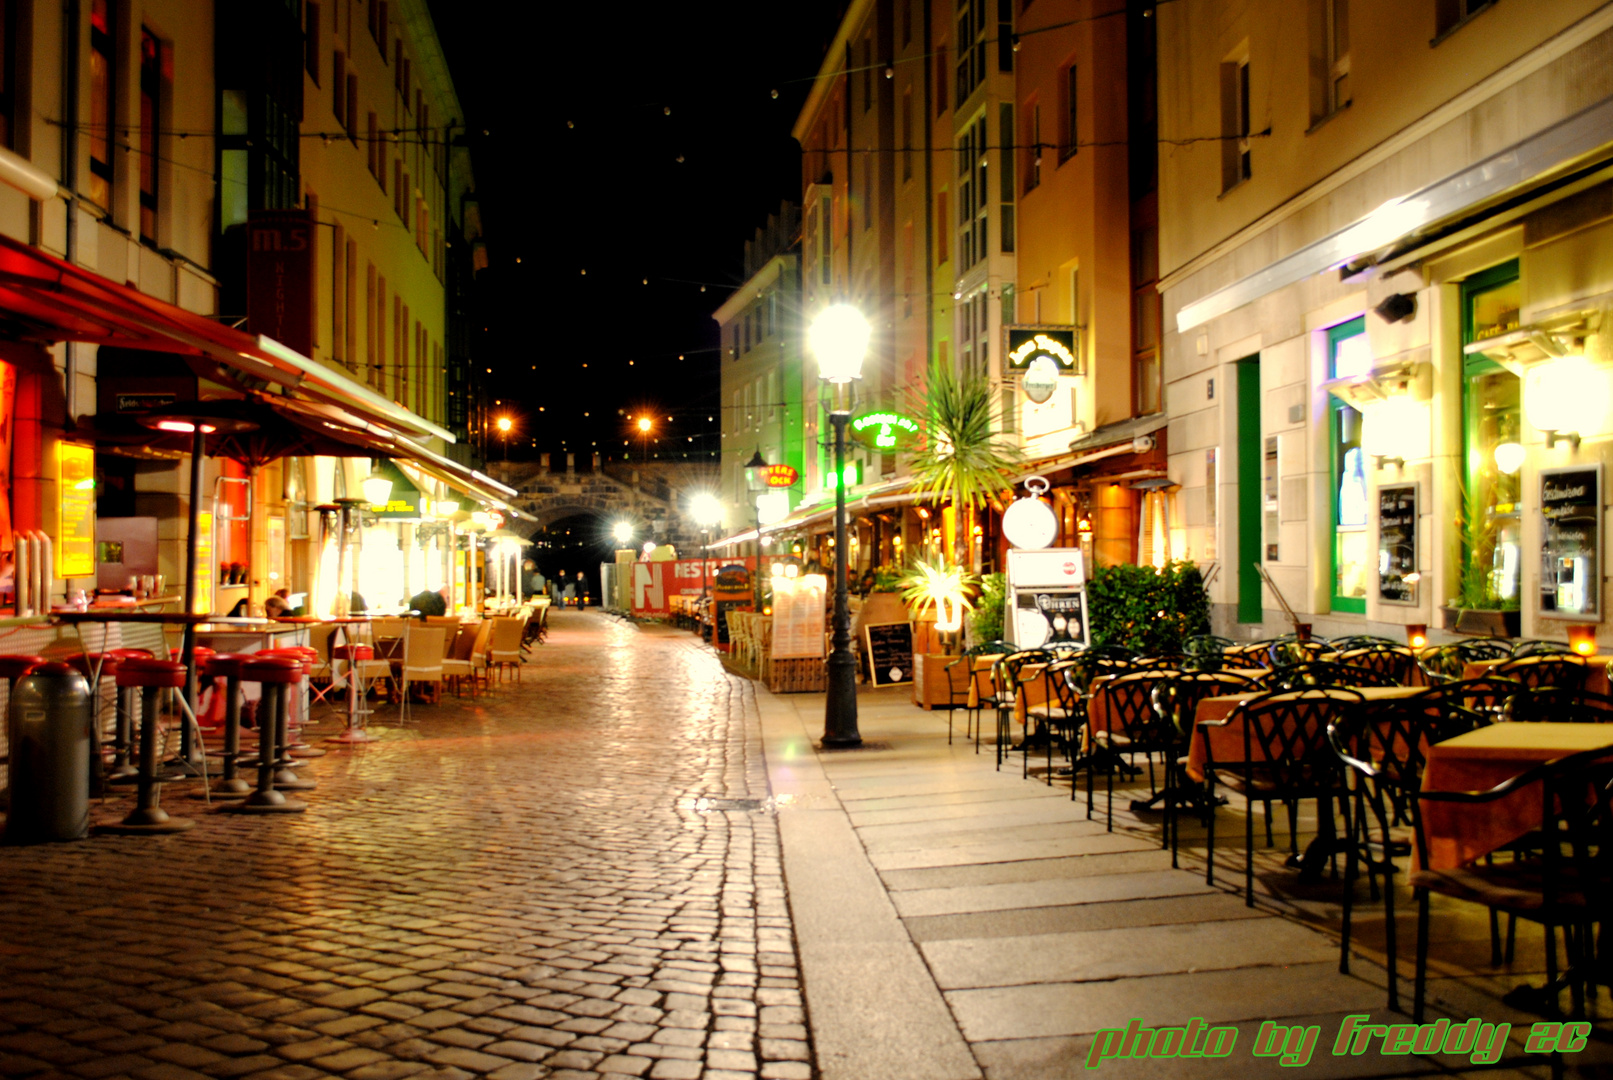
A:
0 646 328 834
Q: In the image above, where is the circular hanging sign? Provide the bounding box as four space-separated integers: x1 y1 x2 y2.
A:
849 410 921 451
762 464 799 488
1002 476 1059 550
1023 355 1061 404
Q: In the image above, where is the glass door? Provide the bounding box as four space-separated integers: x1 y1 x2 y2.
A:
1328 318 1370 614
1461 261 1523 610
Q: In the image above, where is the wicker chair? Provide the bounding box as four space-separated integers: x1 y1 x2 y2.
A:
441 620 481 697
489 616 526 683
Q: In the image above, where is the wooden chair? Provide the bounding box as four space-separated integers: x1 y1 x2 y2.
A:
441 620 480 698
399 625 446 717
488 616 525 683
467 620 493 691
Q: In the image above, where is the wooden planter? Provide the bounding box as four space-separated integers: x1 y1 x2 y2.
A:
912 653 962 710
1445 606 1521 638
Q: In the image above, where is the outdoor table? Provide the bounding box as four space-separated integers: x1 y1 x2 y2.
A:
1185 684 1423 783
1419 722 1613 870
1085 668 1266 741
1461 654 1613 695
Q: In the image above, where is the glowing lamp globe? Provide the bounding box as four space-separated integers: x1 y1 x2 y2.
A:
689 493 724 528
809 305 870 383
1524 356 1597 437
361 466 393 506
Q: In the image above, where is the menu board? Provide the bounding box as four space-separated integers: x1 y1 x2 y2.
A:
1376 482 1418 605
57 443 95 579
1540 464 1602 620
771 574 826 659
864 621 914 686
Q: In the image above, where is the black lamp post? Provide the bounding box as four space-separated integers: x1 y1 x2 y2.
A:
808 305 870 748
744 450 770 612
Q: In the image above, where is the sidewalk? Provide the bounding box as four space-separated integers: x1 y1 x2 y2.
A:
756 681 1609 1080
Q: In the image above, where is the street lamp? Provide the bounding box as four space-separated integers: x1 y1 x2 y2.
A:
744 451 772 613
496 415 513 460
809 303 869 748
612 520 634 545
637 415 653 463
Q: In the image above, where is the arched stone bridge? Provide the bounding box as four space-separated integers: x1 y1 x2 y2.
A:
489 457 718 552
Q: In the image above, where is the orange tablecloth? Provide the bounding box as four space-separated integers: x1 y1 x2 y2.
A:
1419 722 1613 870
1461 654 1612 695
1185 685 1422 782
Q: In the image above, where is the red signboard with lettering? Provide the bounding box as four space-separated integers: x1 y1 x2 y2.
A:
246 209 315 356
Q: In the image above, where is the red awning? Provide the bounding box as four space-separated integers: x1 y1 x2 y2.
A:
0 231 452 444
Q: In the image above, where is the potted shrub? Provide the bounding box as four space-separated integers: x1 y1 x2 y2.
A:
899 558 979 709
1443 488 1521 637
1085 561 1211 652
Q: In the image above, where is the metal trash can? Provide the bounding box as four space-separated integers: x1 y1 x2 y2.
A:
5 662 92 844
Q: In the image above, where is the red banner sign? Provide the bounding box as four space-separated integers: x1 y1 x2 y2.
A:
246 209 315 356
763 464 799 488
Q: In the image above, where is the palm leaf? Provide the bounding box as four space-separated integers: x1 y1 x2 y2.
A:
905 360 1023 513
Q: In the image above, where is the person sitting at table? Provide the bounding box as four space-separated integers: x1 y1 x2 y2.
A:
410 586 449 618
264 595 288 618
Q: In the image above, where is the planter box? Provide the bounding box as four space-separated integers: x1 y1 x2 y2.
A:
1449 607 1521 638
912 653 964 710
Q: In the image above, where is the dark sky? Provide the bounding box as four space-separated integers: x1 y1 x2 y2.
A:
428 2 848 467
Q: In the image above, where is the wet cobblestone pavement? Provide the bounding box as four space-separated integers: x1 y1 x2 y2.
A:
0 612 810 1080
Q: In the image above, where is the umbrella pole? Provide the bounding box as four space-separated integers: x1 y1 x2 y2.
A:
180 427 203 754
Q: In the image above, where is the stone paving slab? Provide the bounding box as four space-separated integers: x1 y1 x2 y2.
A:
0 613 812 1080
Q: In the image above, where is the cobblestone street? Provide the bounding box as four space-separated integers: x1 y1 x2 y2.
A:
0 612 809 1080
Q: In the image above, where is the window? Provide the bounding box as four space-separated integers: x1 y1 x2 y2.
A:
88 0 115 210
1461 261 1523 610
998 102 1015 254
935 43 948 116
997 0 1014 73
368 113 381 181
1000 386 1016 434
1220 57 1252 190
375 274 387 385
394 41 404 91
305 2 321 83
394 160 404 216
346 73 358 142
1328 317 1370 613
862 34 872 113
1435 0 1496 38
365 263 377 384
861 154 871 232
936 190 949 264
902 220 915 318
139 29 161 244
333 223 346 364
1131 225 1161 414
955 0 987 104
956 116 986 270
1060 65 1077 162
901 86 913 182
1309 0 1350 122
369 0 388 48
1024 102 1041 193
901 0 912 46
0 0 16 149
332 51 346 124
819 194 831 283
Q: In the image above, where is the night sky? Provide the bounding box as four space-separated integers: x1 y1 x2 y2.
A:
428 3 847 467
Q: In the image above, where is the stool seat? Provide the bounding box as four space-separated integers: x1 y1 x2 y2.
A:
0 655 45 681
332 644 373 661
242 657 303 684
107 648 155 661
172 646 216 662
260 647 315 675
27 661 78 678
203 652 255 680
115 658 186 689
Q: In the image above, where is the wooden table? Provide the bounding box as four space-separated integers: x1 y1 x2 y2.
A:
1462 653 1613 695
1420 722 1613 870
1185 684 1423 783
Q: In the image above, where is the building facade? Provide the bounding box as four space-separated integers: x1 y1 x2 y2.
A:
1157 0 1613 645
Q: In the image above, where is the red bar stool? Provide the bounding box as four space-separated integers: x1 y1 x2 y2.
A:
99 658 193 834
260 646 325 759
329 643 378 744
169 646 215 763
197 653 254 799
67 649 152 784
224 656 307 814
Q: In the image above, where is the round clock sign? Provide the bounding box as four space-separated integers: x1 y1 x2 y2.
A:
1002 476 1059 550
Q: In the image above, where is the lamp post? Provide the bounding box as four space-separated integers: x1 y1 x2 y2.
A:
496 415 513 460
689 493 723 634
637 415 653 463
809 304 870 748
744 451 771 612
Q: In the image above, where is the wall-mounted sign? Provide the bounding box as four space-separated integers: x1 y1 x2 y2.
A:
57 443 96 579
1376 482 1418 605
849 411 920 451
1540 464 1601 621
1005 327 1079 376
762 463 799 488
246 209 316 356
1022 356 1061 404
368 462 423 518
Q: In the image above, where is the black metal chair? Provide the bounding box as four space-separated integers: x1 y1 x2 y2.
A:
993 649 1053 769
1267 637 1339 668
1184 635 1235 670
1410 747 1613 1025
944 641 1010 748
1491 653 1590 692
1264 660 1398 691
1415 643 1467 684
1330 634 1402 651
1151 670 1263 867
1328 697 1490 1011
1511 638 1576 658
1336 645 1421 685
1024 657 1085 786
1087 668 1182 830
1201 687 1365 906
1504 686 1613 724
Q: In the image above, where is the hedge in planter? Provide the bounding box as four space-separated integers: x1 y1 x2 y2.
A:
1086 561 1211 654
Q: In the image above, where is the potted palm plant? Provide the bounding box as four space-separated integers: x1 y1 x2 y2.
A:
900 557 980 709
1442 484 1522 637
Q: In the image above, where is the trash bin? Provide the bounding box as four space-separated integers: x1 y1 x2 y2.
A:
5 662 92 844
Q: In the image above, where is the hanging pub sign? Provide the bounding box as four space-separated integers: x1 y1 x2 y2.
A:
1540 464 1602 621
1005 327 1079 404
1376 482 1419 605
849 410 920 451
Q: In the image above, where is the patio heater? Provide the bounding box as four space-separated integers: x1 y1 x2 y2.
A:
808 304 870 749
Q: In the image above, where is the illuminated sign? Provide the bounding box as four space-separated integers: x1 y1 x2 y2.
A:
849 411 920 451
58 444 96 578
1005 327 1078 375
763 464 799 488
822 462 862 490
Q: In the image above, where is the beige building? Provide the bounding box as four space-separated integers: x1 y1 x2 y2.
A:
1157 0 1613 644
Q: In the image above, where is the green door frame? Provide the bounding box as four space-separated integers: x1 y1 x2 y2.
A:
1327 317 1368 615
1236 358 1263 623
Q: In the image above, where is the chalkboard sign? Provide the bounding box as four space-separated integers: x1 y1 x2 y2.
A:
1376 482 1418 605
1540 464 1602 620
863 621 914 686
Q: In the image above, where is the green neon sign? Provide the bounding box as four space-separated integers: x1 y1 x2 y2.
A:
849 410 920 450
